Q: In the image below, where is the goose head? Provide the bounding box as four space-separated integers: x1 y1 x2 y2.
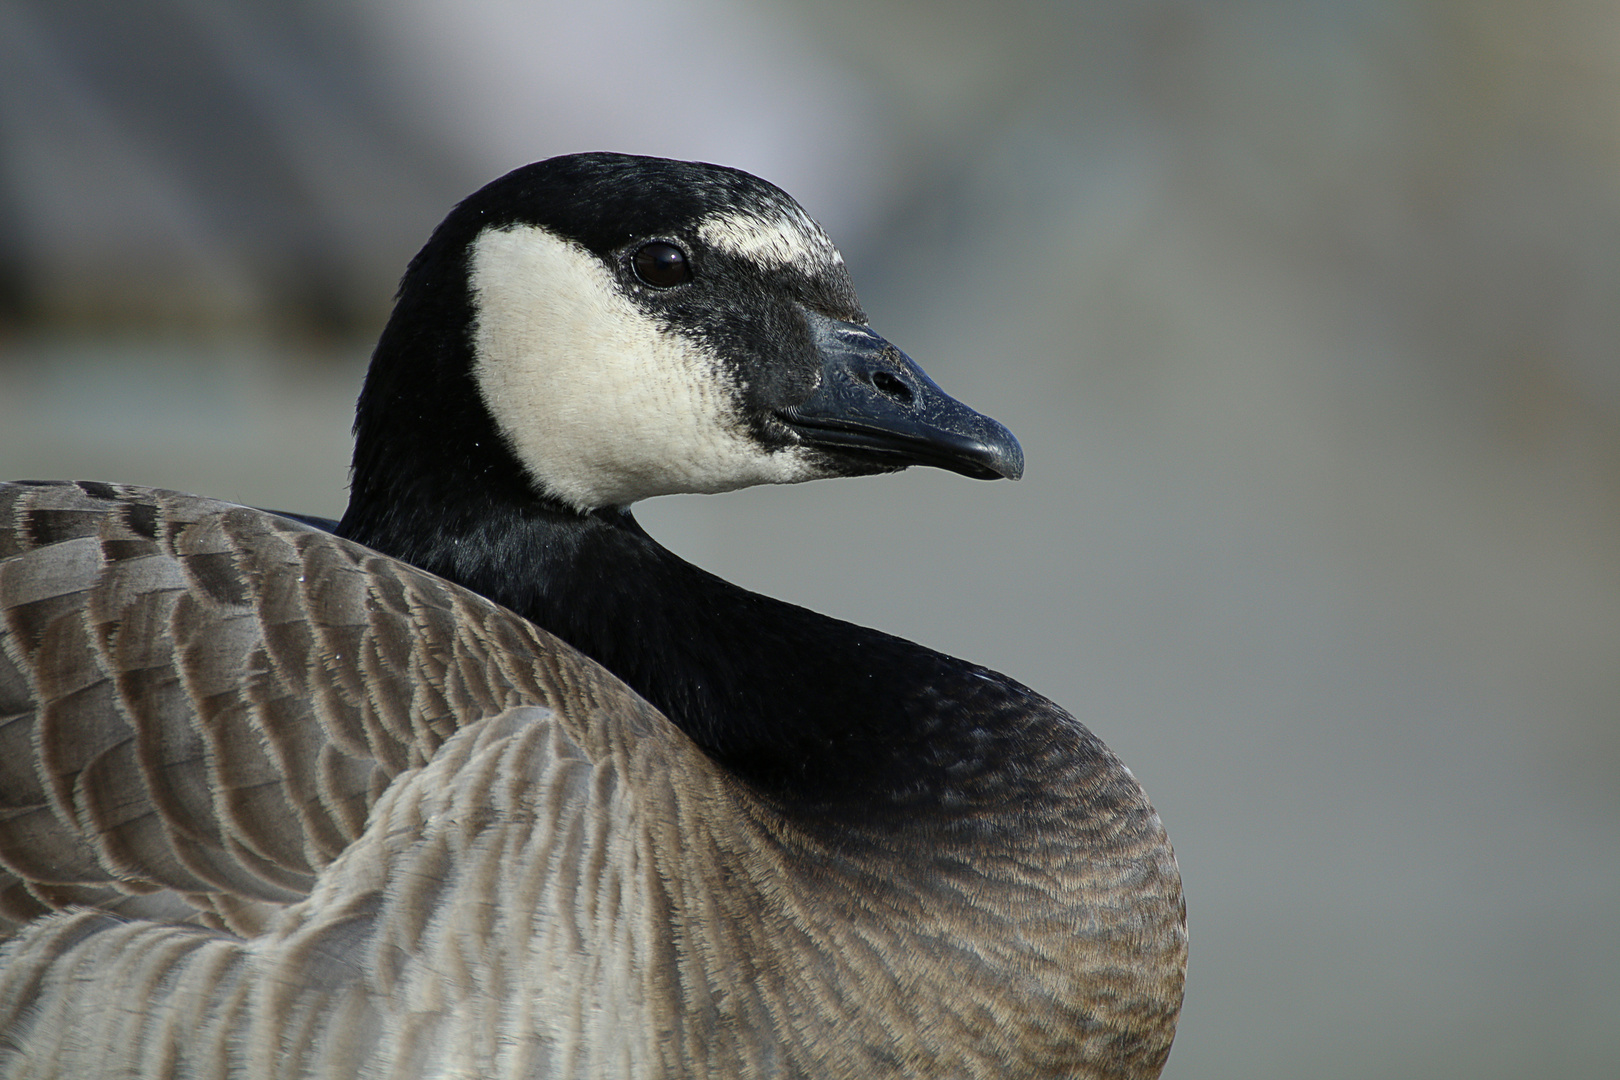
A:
344 153 1022 526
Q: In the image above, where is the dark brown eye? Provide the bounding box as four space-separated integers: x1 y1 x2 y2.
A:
632 242 692 288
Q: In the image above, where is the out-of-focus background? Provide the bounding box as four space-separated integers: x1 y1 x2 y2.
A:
2 1 1617 1075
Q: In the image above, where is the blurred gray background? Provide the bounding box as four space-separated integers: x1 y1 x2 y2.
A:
2 1 1617 1076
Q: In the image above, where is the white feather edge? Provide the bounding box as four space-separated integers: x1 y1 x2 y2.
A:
695 206 843 272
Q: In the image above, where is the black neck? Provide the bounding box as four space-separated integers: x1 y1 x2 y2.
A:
339 473 1100 818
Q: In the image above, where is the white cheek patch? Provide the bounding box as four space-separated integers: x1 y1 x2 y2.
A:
696 206 843 275
469 225 827 512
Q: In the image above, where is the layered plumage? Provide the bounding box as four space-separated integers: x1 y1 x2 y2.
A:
0 154 1186 1079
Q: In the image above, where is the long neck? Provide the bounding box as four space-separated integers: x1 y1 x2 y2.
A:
342 482 1076 814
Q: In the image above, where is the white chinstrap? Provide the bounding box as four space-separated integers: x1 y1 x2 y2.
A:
470 224 823 511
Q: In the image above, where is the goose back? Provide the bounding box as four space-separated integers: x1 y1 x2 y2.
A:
0 480 645 936
0 480 1186 1079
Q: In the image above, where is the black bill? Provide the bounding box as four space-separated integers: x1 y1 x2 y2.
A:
777 310 1024 481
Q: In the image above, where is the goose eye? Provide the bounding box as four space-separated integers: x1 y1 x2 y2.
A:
632 242 692 288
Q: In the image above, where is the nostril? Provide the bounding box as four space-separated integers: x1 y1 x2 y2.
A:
871 370 913 404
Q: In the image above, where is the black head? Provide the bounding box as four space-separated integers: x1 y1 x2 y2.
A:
344 153 1021 529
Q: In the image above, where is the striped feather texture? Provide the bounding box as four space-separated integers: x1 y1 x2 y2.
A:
0 480 1185 1079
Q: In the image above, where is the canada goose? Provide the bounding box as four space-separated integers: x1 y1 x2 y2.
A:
0 154 1186 1079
